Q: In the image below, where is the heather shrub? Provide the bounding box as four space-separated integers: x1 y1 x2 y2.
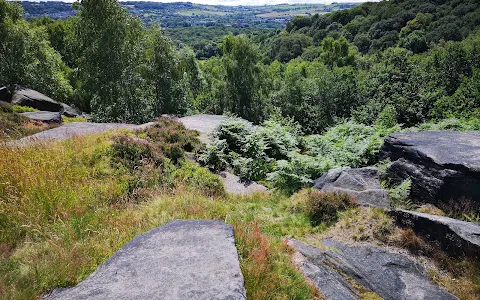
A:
110 135 162 170
293 189 356 226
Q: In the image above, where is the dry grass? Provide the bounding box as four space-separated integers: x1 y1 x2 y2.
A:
0 128 317 299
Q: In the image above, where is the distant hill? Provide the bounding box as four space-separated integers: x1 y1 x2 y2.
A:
19 1 359 29
283 0 480 55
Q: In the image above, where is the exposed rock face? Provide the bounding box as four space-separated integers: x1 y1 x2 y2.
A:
313 167 391 209
382 131 480 205
219 171 268 195
389 210 480 259
287 238 457 300
0 86 11 102
45 220 246 300
10 122 154 145
60 103 81 118
21 111 62 124
11 87 63 112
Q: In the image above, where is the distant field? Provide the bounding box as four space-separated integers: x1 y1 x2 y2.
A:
178 9 230 17
257 10 328 18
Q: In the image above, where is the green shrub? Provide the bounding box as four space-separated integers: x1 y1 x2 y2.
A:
212 116 253 154
174 161 226 197
0 101 13 113
267 154 334 194
385 178 412 209
110 134 162 170
410 118 480 131
293 189 356 226
143 117 202 158
199 139 230 171
11 105 38 113
304 121 398 168
254 118 300 160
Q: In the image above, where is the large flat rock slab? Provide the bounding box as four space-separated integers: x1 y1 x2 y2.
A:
45 220 246 300
287 238 456 300
179 115 226 136
11 86 63 112
389 210 480 259
219 171 268 195
21 111 62 123
382 131 480 204
9 122 154 145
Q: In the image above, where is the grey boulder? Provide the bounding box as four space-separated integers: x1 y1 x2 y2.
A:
61 103 81 118
287 238 457 300
21 111 62 124
0 86 11 102
382 131 480 205
11 87 63 112
389 210 480 259
313 167 391 209
44 220 246 300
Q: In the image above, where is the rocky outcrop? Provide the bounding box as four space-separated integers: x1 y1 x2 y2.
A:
21 111 62 124
11 87 63 112
287 238 457 300
389 210 480 259
313 167 391 209
45 220 246 300
219 171 268 195
0 86 11 102
60 103 81 118
382 131 480 205
10 122 155 145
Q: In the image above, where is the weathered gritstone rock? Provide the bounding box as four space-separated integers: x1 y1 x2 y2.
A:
60 103 81 118
313 167 391 209
287 238 457 300
11 86 63 112
0 86 11 102
179 114 227 136
21 111 63 124
382 131 480 205
389 210 480 259
45 220 246 300
219 171 268 195
9 122 154 145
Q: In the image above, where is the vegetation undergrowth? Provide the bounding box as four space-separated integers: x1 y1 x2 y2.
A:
0 101 57 142
0 118 319 299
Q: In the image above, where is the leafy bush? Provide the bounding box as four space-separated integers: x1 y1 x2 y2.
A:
304 121 398 168
267 154 333 194
110 135 162 170
409 118 480 132
199 139 230 171
174 161 226 197
111 119 202 168
292 189 355 226
385 178 412 209
212 116 253 154
11 105 38 113
201 117 397 194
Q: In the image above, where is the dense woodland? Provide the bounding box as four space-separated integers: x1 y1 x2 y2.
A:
0 0 479 129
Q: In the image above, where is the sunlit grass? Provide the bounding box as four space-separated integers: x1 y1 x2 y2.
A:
0 130 318 299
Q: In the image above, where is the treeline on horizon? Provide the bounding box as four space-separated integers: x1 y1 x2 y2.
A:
1 0 479 133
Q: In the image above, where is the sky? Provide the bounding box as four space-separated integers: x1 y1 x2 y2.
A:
23 0 372 6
